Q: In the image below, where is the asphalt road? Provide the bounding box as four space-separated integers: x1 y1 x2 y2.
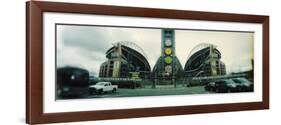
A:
85 85 213 99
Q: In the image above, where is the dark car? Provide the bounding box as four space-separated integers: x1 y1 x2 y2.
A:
213 79 239 93
205 82 216 91
232 78 253 92
56 67 90 99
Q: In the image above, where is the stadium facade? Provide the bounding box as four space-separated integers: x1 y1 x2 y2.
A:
184 43 226 78
99 41 151 79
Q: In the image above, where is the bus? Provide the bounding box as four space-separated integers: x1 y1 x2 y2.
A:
56 67 90 99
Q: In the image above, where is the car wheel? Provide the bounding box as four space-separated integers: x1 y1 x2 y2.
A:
112 88 116 93
215 88 220 93
238 86 243 92
89 89 93 95
98 89 103 94
227 89 231 93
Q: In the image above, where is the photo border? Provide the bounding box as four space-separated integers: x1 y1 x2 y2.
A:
26 1 269 124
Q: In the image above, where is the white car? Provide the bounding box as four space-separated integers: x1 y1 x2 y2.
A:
89 82 118 94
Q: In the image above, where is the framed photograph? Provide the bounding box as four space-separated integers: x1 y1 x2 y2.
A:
26 1 269 124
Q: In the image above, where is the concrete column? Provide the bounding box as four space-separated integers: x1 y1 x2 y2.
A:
112 43 122 78
210 45 217 76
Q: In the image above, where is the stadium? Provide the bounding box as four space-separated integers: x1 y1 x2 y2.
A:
98 41 151 88
184 43 226 78
98 30 227 88
99 41 151 79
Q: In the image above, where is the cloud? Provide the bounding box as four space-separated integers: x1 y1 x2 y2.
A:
176 30 254 73
59 26 112 53
57 25 161 75
57 25 253 76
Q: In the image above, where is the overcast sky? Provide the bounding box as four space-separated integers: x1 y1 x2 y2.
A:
57 25 253 76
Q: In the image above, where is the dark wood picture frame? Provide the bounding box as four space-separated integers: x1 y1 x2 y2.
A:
26 1 269 124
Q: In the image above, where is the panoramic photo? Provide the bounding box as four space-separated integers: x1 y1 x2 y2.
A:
55 24 254 100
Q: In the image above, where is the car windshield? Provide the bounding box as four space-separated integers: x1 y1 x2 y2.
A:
96 82 106 85
232 79 242 83
209 82 215 85
233 78 249 83
225 79 235 84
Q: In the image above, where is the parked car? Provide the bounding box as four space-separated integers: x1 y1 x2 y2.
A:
213 79 239 93
205 82 216 91
89 82 118 95
232 78 253 92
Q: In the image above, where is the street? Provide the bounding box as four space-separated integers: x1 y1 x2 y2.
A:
85 85 213 99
